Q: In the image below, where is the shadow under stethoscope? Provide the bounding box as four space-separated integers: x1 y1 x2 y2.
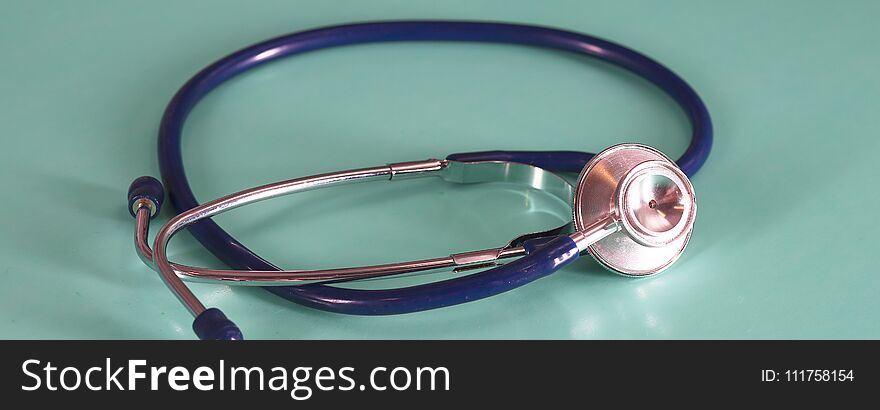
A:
232 269 579 339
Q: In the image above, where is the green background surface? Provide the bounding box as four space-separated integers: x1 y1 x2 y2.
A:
1 0 877 339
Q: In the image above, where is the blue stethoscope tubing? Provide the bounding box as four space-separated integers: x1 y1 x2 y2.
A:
158 21 712 317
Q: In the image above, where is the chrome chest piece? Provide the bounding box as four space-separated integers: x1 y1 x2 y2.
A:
572 144 697 275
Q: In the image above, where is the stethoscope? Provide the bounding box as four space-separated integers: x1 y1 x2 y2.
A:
127 21 712 340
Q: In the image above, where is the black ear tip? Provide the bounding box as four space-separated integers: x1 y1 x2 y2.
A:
127 176 165 218
192 308 244 340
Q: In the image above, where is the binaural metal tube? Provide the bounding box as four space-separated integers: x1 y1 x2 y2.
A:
135 160 574 316
136 216 528 285
133 159 572 286
136 205 206 316
139 159 572 316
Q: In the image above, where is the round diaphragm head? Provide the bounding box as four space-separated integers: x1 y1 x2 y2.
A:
572 144 696 276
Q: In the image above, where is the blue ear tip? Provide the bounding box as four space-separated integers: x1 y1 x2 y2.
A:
127 176 165 218
192 308 244 340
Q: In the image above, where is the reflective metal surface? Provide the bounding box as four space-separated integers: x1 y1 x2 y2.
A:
573 144 696 276
135 159 574 289
617 160 694 248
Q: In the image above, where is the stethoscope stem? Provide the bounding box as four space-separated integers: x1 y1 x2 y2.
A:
135 205 206 317
134 195 240 340
569 216 621 253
